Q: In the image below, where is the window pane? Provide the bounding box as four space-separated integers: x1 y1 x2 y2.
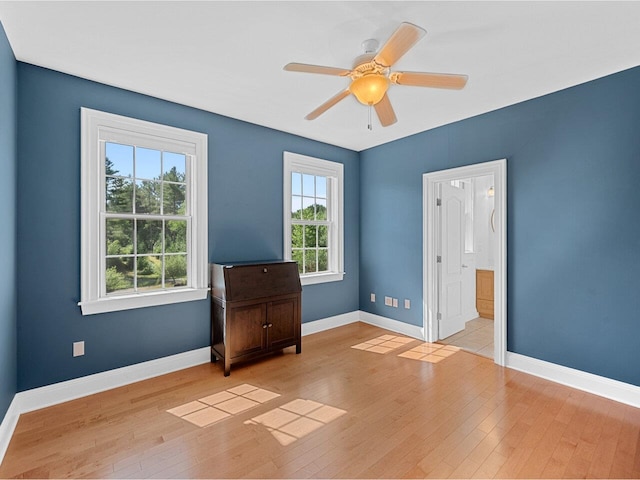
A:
291 224 303 248
316 176 326 198
302 174 315 197
292 249 303 274
106 142 133 178
165 254 187 288
302 197 315 220
291 195 302 219
136 147 161 180
135 180 161 214
163 152 186 181
163 182 186 215
166 220 187 253
318 225 328 248
292 172 302 196
316 198 327 221
304 249 317 273
137 255 162 291
106 177 133 213
304 225 317 248
106 257 134 294
106 219 133 255
318 249 328 272
137 219 162 254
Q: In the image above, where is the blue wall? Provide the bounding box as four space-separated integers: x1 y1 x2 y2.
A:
16 63 359 391
360 66 640 387
0 22 17 422
9 50 640 393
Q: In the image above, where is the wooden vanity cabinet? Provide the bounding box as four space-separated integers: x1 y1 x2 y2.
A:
476 269 494 319
210 261 302 376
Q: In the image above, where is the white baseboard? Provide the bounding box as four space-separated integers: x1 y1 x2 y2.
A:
17 347 210 415
506 352 640 409
301 311 360 336
302 310 425 341
358 311 424 340
0 396 21 466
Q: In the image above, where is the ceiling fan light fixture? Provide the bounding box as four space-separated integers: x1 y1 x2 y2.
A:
284 22 466 126
349 74 389 106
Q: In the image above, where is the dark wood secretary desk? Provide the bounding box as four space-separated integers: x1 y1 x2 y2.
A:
209 260 302 376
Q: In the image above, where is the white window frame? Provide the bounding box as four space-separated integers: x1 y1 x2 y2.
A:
283 151 344 286
79 108 208 315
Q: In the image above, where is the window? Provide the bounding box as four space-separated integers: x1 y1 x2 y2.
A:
80 108 208 315
283 152 344 285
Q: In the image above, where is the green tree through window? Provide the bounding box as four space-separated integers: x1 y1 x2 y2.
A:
104 143 188 294
290 172 330 275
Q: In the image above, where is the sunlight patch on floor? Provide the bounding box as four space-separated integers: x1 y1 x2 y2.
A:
351 334 415 354
167 384 280 427
398 343 461 363
245 399 347 446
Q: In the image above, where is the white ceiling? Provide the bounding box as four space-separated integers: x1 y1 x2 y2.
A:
1 1 639 151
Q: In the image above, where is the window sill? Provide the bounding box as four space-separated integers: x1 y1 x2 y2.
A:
79 287 209 315
300 272 344 286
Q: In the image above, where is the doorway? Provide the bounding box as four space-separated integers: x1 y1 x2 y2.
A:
422 159 506 366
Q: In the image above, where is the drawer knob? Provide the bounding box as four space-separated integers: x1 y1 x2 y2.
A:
263 268 268 273
262 324 268 329
268 323 273 328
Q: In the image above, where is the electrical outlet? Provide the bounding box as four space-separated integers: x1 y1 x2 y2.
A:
404 299 411 309
73 341 85 357
370 293 376 302
384 296 393 306
392 298 398 308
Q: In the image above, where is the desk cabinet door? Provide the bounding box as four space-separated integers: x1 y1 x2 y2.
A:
229 303 266 358
267 297 299 350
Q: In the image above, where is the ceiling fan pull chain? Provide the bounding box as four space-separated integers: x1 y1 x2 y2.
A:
368 105 373 131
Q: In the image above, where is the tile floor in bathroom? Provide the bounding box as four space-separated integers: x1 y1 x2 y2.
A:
440 317 493 358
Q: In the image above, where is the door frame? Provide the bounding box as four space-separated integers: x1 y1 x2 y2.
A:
422 159 507 366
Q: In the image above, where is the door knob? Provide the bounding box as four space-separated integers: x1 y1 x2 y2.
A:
462 264 469 268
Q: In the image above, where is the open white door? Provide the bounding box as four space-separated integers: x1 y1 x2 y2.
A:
438 183 466 339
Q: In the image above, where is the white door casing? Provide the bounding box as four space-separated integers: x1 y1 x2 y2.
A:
438 183 466 339
423 159 507 366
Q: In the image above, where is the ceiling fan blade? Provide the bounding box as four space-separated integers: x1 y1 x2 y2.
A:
373 22 426 68
391 71 468 89
305 89 351 120
284 62 351 77
374 94 397 127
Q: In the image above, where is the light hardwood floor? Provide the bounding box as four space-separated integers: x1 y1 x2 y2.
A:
1 322 639 478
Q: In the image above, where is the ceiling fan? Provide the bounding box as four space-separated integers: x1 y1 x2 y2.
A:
284 22 468 128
